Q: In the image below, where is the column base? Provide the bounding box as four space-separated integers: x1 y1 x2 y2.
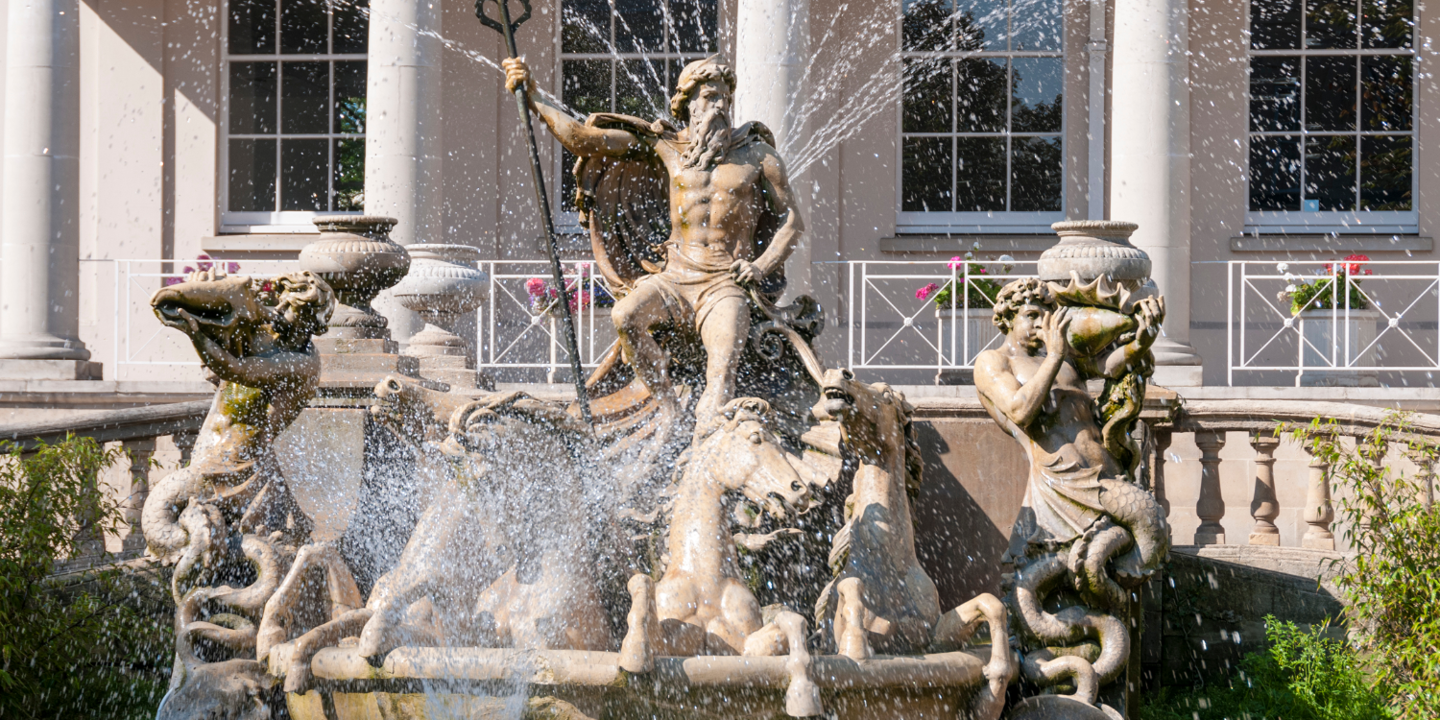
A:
0 359 103 380
1194 528 1226 545
1152 365 1203 387
1247 530 1281 546
1302 533 1335 551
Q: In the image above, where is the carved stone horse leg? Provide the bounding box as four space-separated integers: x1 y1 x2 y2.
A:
742 611 824 718
619 574 660 673
833 577 873 661
930 594 1016 720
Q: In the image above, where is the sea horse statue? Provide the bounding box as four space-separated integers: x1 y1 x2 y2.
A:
974 276 1170 714
144 268 334 720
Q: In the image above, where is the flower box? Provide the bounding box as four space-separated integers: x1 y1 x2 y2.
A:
1297 308 1381 387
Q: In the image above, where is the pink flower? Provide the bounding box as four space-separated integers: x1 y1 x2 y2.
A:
525 278 547 297
946 256 965 271
916 283 940 300
226 262 241 274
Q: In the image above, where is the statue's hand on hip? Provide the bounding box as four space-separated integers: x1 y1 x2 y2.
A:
730 260 762 286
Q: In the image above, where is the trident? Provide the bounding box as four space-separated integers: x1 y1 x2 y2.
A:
477 0 592 425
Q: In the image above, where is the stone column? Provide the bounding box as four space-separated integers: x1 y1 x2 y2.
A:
1110 0 1202 386
1194 431 1227 545
365 0 444 343
0 0 96 379
734 0 810 295
1247 433 1280 545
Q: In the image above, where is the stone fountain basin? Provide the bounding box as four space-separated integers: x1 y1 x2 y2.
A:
281 645 993 719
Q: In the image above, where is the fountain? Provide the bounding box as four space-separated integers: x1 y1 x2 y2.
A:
139 19 1167 720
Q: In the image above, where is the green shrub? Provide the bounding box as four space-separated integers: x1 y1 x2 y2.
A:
1141 617 1390 720
0 437 173 720
1290 416 1440 718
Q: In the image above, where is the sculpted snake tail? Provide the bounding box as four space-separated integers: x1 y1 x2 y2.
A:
1011 554 1130 697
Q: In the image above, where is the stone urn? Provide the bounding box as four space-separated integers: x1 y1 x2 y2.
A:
1039 220 1150 287
299 216 410 340
390 244 488 359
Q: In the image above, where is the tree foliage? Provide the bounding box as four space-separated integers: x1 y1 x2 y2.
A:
0 437 173 720
1290 415 1440 718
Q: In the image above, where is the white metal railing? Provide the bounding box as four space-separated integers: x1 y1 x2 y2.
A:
1227 260 1440 386
843 260 1035 373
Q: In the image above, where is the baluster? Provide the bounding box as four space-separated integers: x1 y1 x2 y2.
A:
1301 434 1336 550
1406 444 1436 509
1247 433 1281 546
173 430 198 467
1195 431 1227 545
1152 429 1173 517
72 446 108 559
120 438 156 555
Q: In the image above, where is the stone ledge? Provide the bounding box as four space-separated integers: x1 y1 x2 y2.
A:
879 235 1058 254
0 380 214 409
201 234 318 254
1230 234 1432 253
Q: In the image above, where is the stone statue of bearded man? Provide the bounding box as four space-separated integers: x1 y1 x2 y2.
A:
503 55 806 444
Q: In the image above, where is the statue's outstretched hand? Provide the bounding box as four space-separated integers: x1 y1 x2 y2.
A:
1043 306 1072 358
1134 297 1165 349
159 306 201 336
502 57 530 94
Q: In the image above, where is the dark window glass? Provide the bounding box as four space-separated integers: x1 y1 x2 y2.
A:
1012 0 1062 50
230 62 277 134
1361 56 1411 131
1305 135 1357 210
1011 57 1062 133
563 0 611 54
1305 56 1357 131
617 59 667 118
282 62 330 134
1306 0 1358 48
957 0 1007 51
1249 136 1301 210
334 61 367 134
1249 57 1300 131
1360 135 1411 210
1362 0 1412 47
280 0 328 54
902 138 953 212
280 138 328 210
956 58 1006 132
903 0 954 52
955 138 1006 211
333 0 369 53
1011 137 1062 211
333 138 365 211
904 58 951 133
563 60 612 115
1251 0 1301 48
229 138 277 211
615 0 665 53
671 0 719 52
229 0 276 55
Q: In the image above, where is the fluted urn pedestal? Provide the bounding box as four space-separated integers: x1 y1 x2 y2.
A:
1039 220 1150 288
390 244 492 390
299 215 422 394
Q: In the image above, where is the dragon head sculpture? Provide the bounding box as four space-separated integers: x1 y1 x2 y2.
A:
151 269 334 356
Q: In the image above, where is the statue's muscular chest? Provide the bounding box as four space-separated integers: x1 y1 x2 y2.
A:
672 161 762 225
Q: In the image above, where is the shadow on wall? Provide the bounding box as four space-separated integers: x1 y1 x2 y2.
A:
911 419 1028 608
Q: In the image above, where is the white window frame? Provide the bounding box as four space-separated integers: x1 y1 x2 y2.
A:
1243 2 1419 235
552 0 727 235
895 4 1067 235
220 0 367 234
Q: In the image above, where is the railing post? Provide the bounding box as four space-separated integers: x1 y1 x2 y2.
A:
120 437 156 555
1195 431 1227 544
1405 444 1435 509
1301 434 1336 550
1151 428 1172 516
173 430 198 468
1247 432 1280 546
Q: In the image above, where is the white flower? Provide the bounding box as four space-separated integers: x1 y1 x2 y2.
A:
998 254 1015 265
1276 262 1289 273
1285 283 1298 293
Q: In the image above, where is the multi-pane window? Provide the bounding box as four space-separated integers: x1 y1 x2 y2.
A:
557 0 719 213
225 0 368 228
899 0 1064 232
1247 0 1415 231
